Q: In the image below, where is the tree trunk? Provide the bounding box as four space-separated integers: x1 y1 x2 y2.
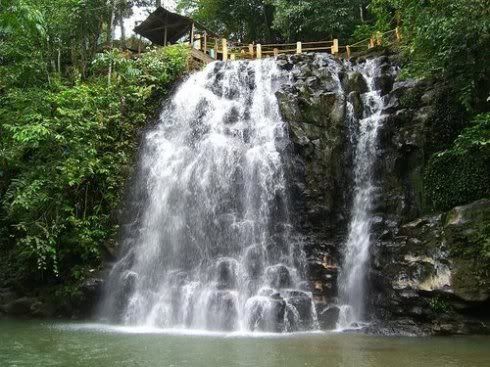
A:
118 12 126 47
57 49 61 74
107 0 115 47
262 5 272 42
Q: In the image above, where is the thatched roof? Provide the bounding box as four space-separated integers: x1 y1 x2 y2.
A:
134 7 217 46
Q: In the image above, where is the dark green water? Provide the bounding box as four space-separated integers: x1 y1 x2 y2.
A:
1 320 490 367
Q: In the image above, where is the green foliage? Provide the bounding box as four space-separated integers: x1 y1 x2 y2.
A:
271 0 368 42
425 87 468 156
398 87 424 110
177 0 369 42
177 0 276 42
370 0 490 112
424 113 490 211
0 46 189 285
0 0 49 87
429 296 450 313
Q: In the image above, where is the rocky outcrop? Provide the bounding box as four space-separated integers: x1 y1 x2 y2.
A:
275 51 489 335
372 199 490 335
276 54 353 312
0 294 55 318
0 275 104 319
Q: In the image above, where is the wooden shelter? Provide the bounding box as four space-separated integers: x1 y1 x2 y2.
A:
134 6 216 46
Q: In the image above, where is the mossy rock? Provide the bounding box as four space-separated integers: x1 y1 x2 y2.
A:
444 199 490 302
347 72 368 94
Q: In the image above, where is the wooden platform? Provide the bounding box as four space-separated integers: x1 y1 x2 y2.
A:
191 48 213 65
133 7 401 63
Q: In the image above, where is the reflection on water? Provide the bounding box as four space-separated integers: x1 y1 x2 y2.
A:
1 320 490 367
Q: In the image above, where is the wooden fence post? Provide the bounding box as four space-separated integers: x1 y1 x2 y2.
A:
346 45 351 59
248 44 254 58
195 34 201 50
230 53 236 60
395 26 401 41
331 39 339 54
376 31 382 46
203 31 207 54
296 41 302 54
190 22 195 46
273 48 279 57
222 38 228 61
256 44 262 59
369 37 375 49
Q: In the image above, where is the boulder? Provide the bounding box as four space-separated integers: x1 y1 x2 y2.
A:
347 72 368 94
348 91 363 119
215 258 238 290
2 297 39 317
444 199 490 302
0 288 17 306
318 305 340 329
284 290 314 330
266 265 292 289
374 72 395 96
246 294 286 332
207 290 238 331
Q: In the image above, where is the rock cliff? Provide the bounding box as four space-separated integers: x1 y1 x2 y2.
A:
275 51 489 335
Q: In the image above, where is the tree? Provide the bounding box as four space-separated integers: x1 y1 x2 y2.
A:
177 0 277 42
370 0 490 112
270 0 369 41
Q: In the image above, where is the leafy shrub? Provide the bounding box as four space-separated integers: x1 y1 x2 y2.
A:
425 86 468 156
0 46 189 285
425 113 490 211
370 0 490 112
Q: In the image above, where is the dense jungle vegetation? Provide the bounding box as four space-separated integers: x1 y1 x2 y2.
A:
0 0 488 307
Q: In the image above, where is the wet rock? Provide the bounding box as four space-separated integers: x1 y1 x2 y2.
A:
364 319 426 336
1 297 40 317
276 52 490 335
0 288 17 306
276 58 293 71
318 305 340 329
247 295 286 332
223 107 240 125
244 245 264 279
266 265 292 289
216 258 238 290
347 72 368 94
444 199 490 303
374 72 395 96
207 290 238 331
285 290 314 330
111 271 137 320
349 91 363 119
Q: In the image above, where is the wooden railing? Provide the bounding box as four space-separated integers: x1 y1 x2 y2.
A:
190 28 401 62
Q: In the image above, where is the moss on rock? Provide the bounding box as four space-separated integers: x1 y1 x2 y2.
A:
445 199 490 302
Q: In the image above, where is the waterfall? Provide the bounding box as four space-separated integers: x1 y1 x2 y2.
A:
100 59 317 333
337 59 391 329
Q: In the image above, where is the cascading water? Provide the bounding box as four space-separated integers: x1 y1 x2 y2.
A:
337 59 393 329
100 59 318 333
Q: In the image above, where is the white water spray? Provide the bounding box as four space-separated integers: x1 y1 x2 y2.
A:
100 59 317 333
337 59 393 329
